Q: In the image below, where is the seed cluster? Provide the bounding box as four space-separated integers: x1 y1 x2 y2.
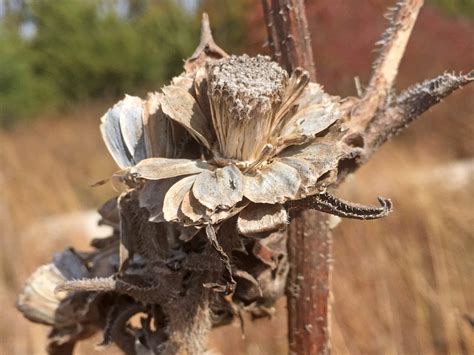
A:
208 54 288 120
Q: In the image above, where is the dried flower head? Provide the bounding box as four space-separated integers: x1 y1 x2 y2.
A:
101 52 348 237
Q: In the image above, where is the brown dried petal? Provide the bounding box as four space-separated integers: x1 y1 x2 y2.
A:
143 92 177 159
17 250 89 326
161 85 213 149
163 175 197 222
237 203 288 237
179 189 207 224
274 68 310 123
278 100 339 146
276 157 318 197
279 141 346 176
294 82 328 109
192 165 244 210
98 196 120 227
243 161 301 203
130 157 210 180
17 263 69 325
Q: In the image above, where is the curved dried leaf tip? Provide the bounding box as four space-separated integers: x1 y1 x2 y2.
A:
288 192 393 220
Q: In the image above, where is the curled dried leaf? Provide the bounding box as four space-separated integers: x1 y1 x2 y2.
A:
17 250 90 325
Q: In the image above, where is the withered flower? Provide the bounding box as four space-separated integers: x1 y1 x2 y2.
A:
101 54 347 237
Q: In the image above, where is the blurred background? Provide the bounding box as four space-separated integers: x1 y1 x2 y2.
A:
0 0 473 354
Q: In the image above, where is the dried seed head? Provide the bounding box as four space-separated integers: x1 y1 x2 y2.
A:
208 54 288 120
207 55 290 162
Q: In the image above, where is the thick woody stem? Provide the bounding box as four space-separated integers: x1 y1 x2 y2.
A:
261 0 316 80
261 1 331 354
287 212 331 355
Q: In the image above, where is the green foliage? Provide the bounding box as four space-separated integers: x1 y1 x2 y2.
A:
0 0 199 126
0 31 58 126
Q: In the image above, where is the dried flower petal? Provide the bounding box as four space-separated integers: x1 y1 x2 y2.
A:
130 157 209 180
243 161 301 203
119 95 148 163
276 157 318 196
143 92 183 159
100 97 139 168
237 203 288 236
294 82 328 108
163 175 197 222
192 165 244 210
180 189 207 224
272 68 310 128
280 141 346 176
277 100 339 147
17 250 89 326
161 85 214 149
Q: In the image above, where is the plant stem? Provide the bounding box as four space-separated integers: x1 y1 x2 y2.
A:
261 1 332 353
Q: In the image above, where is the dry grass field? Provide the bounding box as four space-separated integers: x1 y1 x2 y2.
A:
1 2 473 354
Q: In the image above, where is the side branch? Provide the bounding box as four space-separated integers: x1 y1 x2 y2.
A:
368 0 424 95
365 70 474 152
352 0 424 127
